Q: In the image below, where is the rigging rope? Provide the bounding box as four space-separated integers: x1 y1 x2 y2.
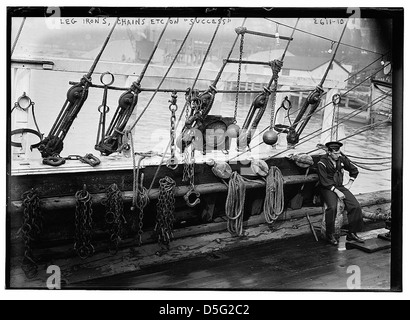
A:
11 17 26 56
127 19 195 132
250 60 392 147
263 166 285 224
303 118 392 171
146 17 236 195
228 70 392 163
225 172 246 237
265 18 385 56
298 90 391 144
229 91 391 166
286 61 391 123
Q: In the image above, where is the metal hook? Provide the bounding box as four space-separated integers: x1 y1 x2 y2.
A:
166 157 179 170
184 188 201 207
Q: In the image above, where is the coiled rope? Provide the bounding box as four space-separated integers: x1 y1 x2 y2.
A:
225 172 246 237
263 166 285 224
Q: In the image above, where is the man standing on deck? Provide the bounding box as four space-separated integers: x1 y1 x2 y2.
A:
318 141 365 246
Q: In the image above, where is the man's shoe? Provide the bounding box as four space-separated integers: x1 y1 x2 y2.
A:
326 234 338 246
346 233 365 243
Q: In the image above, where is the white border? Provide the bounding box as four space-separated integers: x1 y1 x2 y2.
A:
1 0 408 301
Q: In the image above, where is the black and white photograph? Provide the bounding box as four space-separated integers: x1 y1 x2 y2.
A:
4 4 404 299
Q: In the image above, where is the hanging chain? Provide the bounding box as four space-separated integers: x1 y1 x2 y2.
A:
166 90 179 169
154 176 177 246
269 59 284 130
74 185 95 260
19 189 42 279
185 88 192 121
183 146 193 182
130 154 150 246
183 146 201 207
102 183 126 254
233 33 245 124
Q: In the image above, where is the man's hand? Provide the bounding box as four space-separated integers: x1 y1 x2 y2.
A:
334 188 345 200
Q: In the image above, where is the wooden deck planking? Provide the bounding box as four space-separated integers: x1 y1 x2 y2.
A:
70 229 391 291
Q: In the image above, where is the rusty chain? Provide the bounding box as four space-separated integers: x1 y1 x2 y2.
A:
130 155 150 246
74 185 95 259
166 90 179 170
183 146 200 207
102 183 126 254
154 176 176 246
19 188 42 279
233 33 244 123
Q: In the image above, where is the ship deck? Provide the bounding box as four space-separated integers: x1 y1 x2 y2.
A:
68 226 391 291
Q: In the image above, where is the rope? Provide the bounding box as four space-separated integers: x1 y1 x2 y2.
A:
146 18 225 195
345 154 391 160
298 90 391 145
252 91 392 163
263 166 285 224
228 89 387 162
265 18 385 56
225 172 246 236
305 118 392 157
128 19 196 132
11 17 26 56
228 41 388 163
350 162 391 172
129 130 149 245
136 19 170 85
249 61 392 146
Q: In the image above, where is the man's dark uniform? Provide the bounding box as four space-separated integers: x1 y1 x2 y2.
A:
318 150 364 237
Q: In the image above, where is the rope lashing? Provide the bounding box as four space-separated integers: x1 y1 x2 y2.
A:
263 166 285 224
225 172 246 237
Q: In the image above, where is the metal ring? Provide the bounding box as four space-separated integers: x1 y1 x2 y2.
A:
166 157 179 170
42 156 66 166
100 71 115 86
17 93 32 110
332 93 341 105
169 104 178 112
98 104 110 114
281 96 291 110
274 124 290 133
